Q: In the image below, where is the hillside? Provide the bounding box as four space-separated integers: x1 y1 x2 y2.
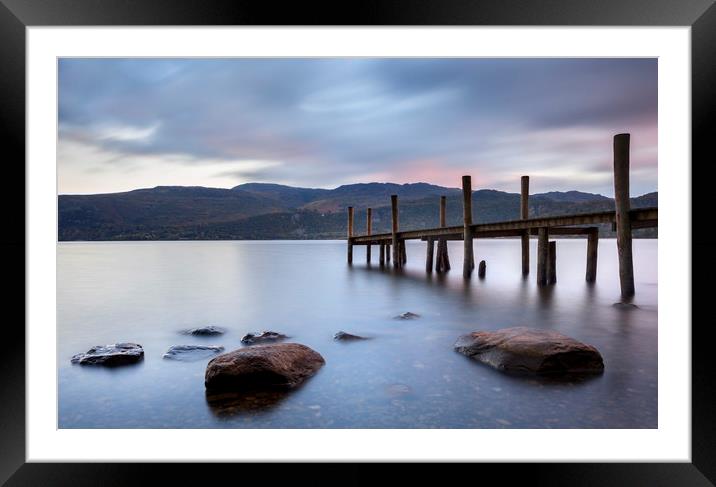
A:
58 183 657 240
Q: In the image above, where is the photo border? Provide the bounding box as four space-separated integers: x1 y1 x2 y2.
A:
3 0 714 483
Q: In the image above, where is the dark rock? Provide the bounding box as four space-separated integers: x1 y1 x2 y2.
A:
334 331 369 341
241 331 287 345
163 345 225 361
394 312 420 320
454 327 604 375
205 343 325 391
71 343 144 366
612 302 639 310
478 260 486 278
182 325 225 336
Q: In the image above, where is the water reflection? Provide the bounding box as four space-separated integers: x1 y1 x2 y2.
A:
206 389 290 417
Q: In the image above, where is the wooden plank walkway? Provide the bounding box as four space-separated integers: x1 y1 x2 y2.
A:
344 133 657 301
351 207 657 244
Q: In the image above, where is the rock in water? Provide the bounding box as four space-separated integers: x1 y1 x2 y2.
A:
182 326 225 336
163 345 225 361
71 343 144 366
395 312 420 320
478 260 486 278
454 327 604 375
334 331 369 341
241 331 287 345
205 343 325 391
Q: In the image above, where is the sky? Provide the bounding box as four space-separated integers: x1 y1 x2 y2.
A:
58 58 657 196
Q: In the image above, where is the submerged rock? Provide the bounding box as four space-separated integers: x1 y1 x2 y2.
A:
385 383 412 397
163 345 225 361
394 312 420 320
612 302 639 310
241 331 287 345
182 326 225 336
71 343 144 366
454 327 604 375
334 331 369 341
205 343 325 391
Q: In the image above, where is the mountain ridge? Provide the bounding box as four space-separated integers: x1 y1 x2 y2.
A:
58 182 657 241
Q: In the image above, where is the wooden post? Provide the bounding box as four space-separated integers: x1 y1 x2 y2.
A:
478 260 486 278
586 229 598 282
436 196 451 272
400 240 407 265
366 208 372 264
347 206 354 265
537 227 548 285
386 243 391 265
521 175 530 275
462 176 474 278
379 243 385 266
426 237 434 273
614 133 635 299
391 195 400 268
547 241 556 284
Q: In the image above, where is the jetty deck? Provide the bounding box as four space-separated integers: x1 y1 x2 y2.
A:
344 133 657 300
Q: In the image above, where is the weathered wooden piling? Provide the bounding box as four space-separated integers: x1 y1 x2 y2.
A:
379 243 385 266
436 196 451 272
462 176 475 278
386 243 391 265
391 195 400 269
537 228 548 285
521 175 530 275
347 206 354 265
547 241 556 284
586 228 598 282
400 240 407 265
478 260 486 278
614 133 635 299
366 208 372 263
426 237 435 273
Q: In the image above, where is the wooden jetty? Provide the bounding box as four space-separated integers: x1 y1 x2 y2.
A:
345 133 657 300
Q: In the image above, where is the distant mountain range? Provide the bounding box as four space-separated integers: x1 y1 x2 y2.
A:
58 182 657 240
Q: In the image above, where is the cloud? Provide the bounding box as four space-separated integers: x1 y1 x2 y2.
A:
58 58 657 196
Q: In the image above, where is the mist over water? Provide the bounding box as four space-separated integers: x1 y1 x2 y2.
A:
58 239 657 428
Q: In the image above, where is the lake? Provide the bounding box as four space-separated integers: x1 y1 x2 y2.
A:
58 238 657 428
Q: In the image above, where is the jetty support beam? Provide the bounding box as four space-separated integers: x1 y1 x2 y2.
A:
547 241 556 284
521 175 530 275
436 195 451 272
614 133 635 299
586 228 598 282
366 208 372 263
347 206 354 265
426 237 435 273
391 195 400 269
537 227 548 285
462 175 474 278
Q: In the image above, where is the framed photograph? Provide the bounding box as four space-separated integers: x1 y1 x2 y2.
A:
5 0 714 483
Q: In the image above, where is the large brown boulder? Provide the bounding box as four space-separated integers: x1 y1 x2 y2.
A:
454 327 604 375
205 343 325 391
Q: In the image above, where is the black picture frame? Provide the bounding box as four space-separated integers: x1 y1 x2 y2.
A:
3 0 713 484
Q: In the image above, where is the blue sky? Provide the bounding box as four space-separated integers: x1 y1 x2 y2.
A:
58 58 657 196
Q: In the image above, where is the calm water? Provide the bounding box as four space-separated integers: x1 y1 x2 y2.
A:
58 239 657 428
